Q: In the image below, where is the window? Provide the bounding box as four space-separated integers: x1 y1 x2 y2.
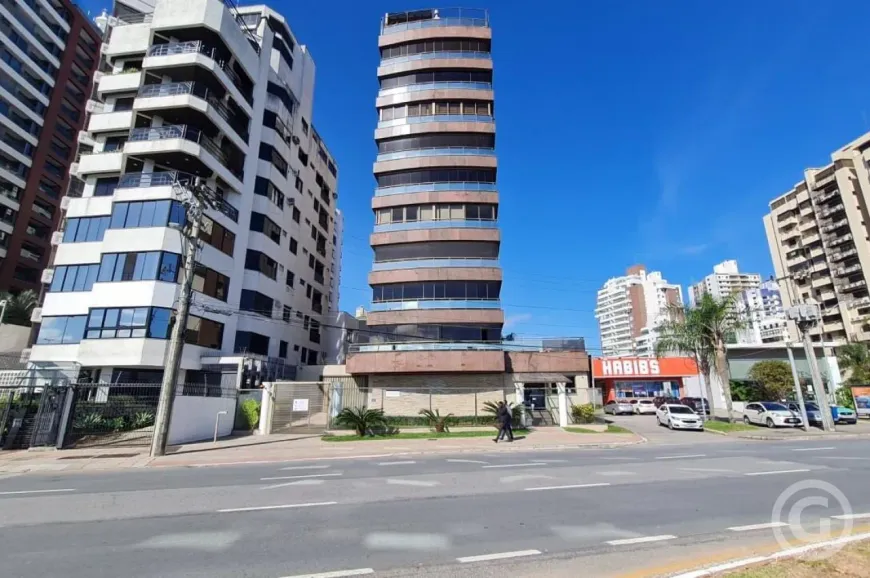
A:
97 252 179 283
250 212 281 244
286 270 295 286
244 250 277 280
289 237 298 254
198 216 235 256
292 207 300 223
110 200 184 229
85 307 170 339
279 340 288 358
39 179 61 199
49 264 100 292
234 330 269 355
36 316 87 344
240 289 274 317
376 168 495 188
300 118 309 135
94 177 120 197
297 149 309 166
282 306 292 322
372 281 501 302
113 97 134 111
379 70 492 90
185 316 224 349
306 349 318 365
258 144 288 177
254 177 285 209
63 216 110 243
378 133 494 154
192 264 230 301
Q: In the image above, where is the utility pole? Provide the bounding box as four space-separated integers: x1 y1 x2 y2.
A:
787 302 836 432
0 299 7 327
150 177 220 457
785 344 810 431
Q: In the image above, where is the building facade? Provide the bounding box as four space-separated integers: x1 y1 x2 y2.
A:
28 0 340 384
595 265 683 357
764 130 870 344
735 279 788 344
689 260 761 306
0 0 100 292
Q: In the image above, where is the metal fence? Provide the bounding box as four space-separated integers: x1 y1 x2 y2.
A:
1 386 67 450
64 383 162 449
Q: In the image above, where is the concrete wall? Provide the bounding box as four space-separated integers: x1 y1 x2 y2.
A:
0 325 30 353
167 395 237 445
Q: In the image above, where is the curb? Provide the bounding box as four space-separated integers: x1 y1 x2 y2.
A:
736 433 868 441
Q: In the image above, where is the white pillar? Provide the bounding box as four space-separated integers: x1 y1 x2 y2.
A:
258 383 274 435
514 382 525 427
557 382 568 427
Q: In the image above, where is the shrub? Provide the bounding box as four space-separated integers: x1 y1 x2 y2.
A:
130 411 155 430
334 407 386 437
481 401 524 426
836 387 855 410
418 409 455 433
237 399 261 431
571 403 596 424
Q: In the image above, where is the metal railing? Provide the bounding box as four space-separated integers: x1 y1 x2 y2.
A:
376 146 495 161
128 124 229 165
374 219 498 233
137 82 249 140
375 181 497 196
377 114 494 129
372 257 500 271
113 12 153 26
379 81 492 96
381 50 492 65
381 8 489 33
147 41 249 102
370 299 501 312
0 188 21 204
116 171 240 222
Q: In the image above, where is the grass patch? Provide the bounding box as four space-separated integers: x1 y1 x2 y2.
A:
703 420 756 433
322 429 531 442
725 537 870 577
565 425 633 434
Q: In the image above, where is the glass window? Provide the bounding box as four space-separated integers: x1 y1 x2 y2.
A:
168 201 185 226
148 308 171 339
36 317 66 345
125 202 142 227
84 264 99 289
153 200 171 227
64 316 87 344
141 252 160 280
419 205 433 220
466 205 479 219
72 266 89 291
61 266 77 292
405 206 419 221
159 253 179 282
139 201 156 227
110 203 128 229
63 219 79 243
391 207 404 223
50 266 66 292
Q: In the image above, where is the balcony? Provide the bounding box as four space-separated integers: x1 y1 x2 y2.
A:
820 218 848 233
116 171 240 223
370 299 501 312
812 172 837 190
836 263 862 277
376 147 495 162
381 8 490 34
97 71 143 95
826 233 853 248
76 151 123 176
846 297 870 310
380 51 492 67
830 248 858 262
838 279 867 293
375 181 497 197
378 81 492 98
377 114 493 130
374 219 498 233
819 203 845 218
87 110 134 133
371 257 500 271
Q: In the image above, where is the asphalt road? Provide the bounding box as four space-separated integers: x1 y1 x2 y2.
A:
2 437 870 577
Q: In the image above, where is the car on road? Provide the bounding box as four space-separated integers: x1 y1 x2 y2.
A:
681 397 710 415
604 400 635 415
631 399 657 415
786 402 823 425
832 405 858 425
743 402 803 428
656 403 704 431
653 396 681 408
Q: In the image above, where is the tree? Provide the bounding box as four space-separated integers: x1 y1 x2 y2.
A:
747 360 793 400
836 342 870 386
334 407 386 437
655 293 745 422
0 290 38 327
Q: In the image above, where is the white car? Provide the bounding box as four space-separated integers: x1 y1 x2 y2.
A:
743 402 803 428
632 399 657 415
604 400 634 415
656 404 704 431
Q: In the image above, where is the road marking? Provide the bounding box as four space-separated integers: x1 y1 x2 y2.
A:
606 535 677 546
791 447 835 452
261 473 343 481
279 569 374 578
457 549 541 563
0 488 75 496
678 468 735 473
525 483 611 492
218 501 337 513
655 454 707 460
262 480 326 490
446 459 489 464
744 469 811 477
364 532 450 551
377 461 416 466
280 465 332 471
727 522 790 532
482 462 547 469
815 456 870 461
832 513 870 520
386 479 439 487
500 474 552 484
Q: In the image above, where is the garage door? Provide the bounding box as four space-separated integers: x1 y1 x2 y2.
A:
271 381 328 433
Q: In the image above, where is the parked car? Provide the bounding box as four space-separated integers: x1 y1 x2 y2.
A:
786 402 823 425
743 402 803 428
604 400 635 415
632 399 657 415
653 396 681 408
681 397 710 415
656 404 704 431
831 405 858 425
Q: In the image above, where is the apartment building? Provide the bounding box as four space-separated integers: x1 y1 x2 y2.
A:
689 260 761 305
27 0 340 384
0 0 100 291
595 265 683 357
764 130 870 344
735 279 788 344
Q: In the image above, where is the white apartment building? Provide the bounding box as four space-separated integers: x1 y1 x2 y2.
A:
27 0 340 385
689 260 761 305
595 264 683 357
329 208 342 315
735 279 788 344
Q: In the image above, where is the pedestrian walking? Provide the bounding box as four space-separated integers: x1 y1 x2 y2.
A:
493 401 514 443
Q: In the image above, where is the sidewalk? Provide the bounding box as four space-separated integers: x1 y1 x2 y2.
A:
0 428 644 473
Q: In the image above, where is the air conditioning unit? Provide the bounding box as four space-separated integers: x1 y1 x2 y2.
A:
41 268 55 284
286 198 295 206
93 71 104 83
30 307 43 324
77 131 94 146
291 135 300 145
50 231 64 246
60 197 72 211
85 99 98 112
69 162 79 177
99 42 109 54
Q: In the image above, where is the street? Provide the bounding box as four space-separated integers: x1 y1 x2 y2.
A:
2 436 870 577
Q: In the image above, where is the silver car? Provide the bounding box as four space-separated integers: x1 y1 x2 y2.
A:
604 400 634 415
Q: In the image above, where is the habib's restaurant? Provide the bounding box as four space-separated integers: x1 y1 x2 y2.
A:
592 357 700 403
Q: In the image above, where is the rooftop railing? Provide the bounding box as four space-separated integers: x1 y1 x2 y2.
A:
381 8 489 33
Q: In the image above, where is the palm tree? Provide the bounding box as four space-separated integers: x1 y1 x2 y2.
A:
334 407 386 437
837 342 870 386
418 409 454 433
655 293 744 422
0 290 38 327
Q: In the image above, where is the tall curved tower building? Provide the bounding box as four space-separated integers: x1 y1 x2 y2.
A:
366 8 502 354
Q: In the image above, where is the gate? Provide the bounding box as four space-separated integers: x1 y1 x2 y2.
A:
270 381 328 434
63 383 160 448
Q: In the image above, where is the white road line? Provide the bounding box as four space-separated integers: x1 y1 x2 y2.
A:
279 569 374 578
377 461 416 466
261 473 343 481
727 522 789 532
262 480 326 490
457 549 541 563
744 469 811 477
832 513 870 520
606 535 677 546
482 462 547 469
446 459 489 464
0 488 75 496
655 454 707 460
280 465 332 471
385 479 439 487
525 483 611 492
791 447 835 452
218 501 337 513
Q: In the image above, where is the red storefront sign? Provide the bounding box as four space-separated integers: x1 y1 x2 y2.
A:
592 357 698 379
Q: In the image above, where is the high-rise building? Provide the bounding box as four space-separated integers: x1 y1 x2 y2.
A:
595 265 683 357
689 260 761 306
0 0 101 292
28 0 340 383
764 130 870 344
735 279 788 344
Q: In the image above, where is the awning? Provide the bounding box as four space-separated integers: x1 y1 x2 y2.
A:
510 373 571 383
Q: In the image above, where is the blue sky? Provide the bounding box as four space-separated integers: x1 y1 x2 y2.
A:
81 0 870 352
